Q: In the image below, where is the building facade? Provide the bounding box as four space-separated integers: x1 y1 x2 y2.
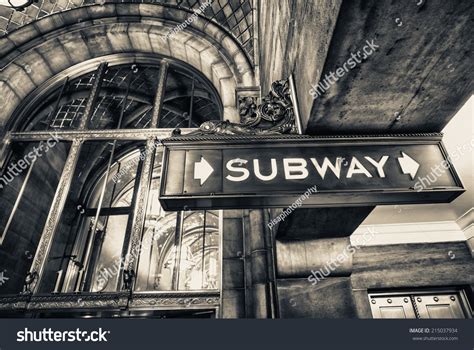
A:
0 0 472 318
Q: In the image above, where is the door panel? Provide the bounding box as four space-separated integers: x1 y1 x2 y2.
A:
370 295 416 319
415 294 467 319
369 290 471 319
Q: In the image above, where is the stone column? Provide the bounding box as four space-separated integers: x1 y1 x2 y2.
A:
220 210 246 318
275 236 357 318
245 209 277 318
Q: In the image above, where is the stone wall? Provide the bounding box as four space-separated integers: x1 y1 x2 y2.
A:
276 239 474 318
259 0 342 129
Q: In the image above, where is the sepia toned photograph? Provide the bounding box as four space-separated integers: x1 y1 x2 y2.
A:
0 0 472 348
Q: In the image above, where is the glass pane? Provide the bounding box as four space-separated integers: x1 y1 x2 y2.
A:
27 72 97 131
159 66 222 128
178 211 220 290
135 151 179 291
203 210 220 290
178 212 205 290
19 62 222 132
88 64 160 130
39 140 145 293
0 141 70 294
135 149 221 292
89 215 129 293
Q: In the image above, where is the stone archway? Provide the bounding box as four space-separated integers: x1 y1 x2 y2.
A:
0 3 256 132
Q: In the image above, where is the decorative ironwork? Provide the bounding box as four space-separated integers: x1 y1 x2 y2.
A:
174 79 297 136
20 61 221 133
21 271 37 295
124 139 155 274
239 96 258 123
27 139 83 293
122 269 135 290
10 129 183 142
164 132 445 143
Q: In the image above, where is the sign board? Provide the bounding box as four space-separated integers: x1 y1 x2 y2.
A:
159 134 464 211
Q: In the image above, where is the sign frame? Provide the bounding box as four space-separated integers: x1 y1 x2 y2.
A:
159 133 465 211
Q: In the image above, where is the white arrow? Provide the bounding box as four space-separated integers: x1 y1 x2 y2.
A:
194 157 214 186
398 152 420 180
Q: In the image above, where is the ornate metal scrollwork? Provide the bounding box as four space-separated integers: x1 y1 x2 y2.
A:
172 79 297 136
122 269 135 290
21 271 38 295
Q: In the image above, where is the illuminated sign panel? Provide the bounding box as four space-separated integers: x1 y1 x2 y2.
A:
159 134 464 211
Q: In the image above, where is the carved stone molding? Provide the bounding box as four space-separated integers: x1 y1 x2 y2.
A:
173 79 298 136
27 293 129 311
0 292 219 312
129 292 220 309
0 295 30 311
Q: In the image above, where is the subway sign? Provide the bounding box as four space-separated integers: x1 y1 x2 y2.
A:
159 134 464 211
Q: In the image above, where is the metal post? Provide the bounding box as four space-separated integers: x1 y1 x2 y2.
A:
29 139 83 293
172 211 184 291
288 74 304 135
201 210 207 288
123 138 156 289
1 157 36 245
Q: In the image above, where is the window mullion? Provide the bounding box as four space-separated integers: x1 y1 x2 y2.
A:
150 60 169 128
1 158 36 245
172 211 185 291
187 76 195 128
123 138 156 291
201 210 207 289
78 63 108 130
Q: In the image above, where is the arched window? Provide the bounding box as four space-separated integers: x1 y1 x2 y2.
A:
0 57 223 296
12 59 222 132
